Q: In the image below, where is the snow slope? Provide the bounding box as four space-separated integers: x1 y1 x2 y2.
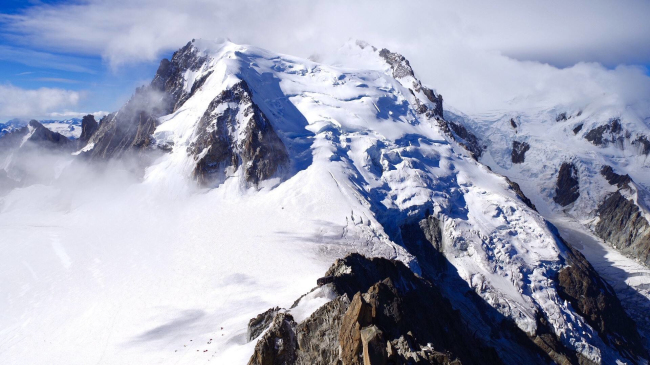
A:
449 94 650 351
0 40 638 364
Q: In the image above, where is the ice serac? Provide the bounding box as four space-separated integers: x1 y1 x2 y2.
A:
86 41 206 160
188 80 289 186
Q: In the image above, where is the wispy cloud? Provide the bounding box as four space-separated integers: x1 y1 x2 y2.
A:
0 84 84 119
1 0 649 68
34 77 80 84
0 45 96 73
47 110 109 119
1 0 649 116
16 71 34 76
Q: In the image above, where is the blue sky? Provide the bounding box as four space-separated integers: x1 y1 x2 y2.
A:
1 0 649 121
0 0 172 120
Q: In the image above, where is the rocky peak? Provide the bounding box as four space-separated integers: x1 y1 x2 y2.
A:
79 114 98 146
188 79 289 186
248 254 507 365
24 120 72 150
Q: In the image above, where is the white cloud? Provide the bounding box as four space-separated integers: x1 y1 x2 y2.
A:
1 0 649 116
47 110 109 119
0 84 83 120
2 0 649 68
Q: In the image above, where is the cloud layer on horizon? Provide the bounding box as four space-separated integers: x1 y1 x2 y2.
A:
0 84 83 120
1 0 649 117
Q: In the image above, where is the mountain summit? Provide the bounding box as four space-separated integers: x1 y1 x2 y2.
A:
0 39 647 364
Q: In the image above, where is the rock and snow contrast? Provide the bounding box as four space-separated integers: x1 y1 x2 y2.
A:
447 91 650 348
0 39 648 364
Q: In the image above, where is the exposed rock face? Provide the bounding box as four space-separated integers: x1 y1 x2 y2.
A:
249 254 534 365
87 41 206 160
78 114 98 147
511 141 530 164
24 120 72 150
378 48 415 80
504 177 537 211
378 47 485 162
584 118 625 148
632 135 650 155
557 242 648 361
188 80 289 186
248 307 280 342
245 223 646 365
556 112 568 122
510 118 517 129
572 124 583 134
553 162 580 206
437 120 483 160
248 312 298 365
595 191 650 266
600 165 631 188
378 48 443 119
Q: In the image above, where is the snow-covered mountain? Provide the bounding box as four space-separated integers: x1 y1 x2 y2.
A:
447 96 650 346
0 40 647 364
0 117 85 139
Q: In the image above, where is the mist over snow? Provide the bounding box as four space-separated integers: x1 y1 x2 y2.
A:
1 2 650 365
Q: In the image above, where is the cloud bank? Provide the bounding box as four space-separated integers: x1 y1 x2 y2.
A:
1 0 649 115
0 85 83 120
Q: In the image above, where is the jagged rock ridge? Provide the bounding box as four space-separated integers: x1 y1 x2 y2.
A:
188 80 289 186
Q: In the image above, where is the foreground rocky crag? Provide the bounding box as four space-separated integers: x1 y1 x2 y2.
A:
248 254 505 365
247 249 646 365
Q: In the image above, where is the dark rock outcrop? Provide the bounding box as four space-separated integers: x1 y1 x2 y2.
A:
584 118 625 148
600 165 631 188
24 120 72 150
78 114 98 147
556 113 568 122
511 141 530 164
378 48 443 119
188 80 289 186
510 118 517 129
572 124 583 134
248 307 280 342
632 135 650 155
594 191 650 266
249 254 503 365
437 120 483 160
557 241 648 361
553 162 580 206
87 40 207 160
504 177 537 211
248 312 298 365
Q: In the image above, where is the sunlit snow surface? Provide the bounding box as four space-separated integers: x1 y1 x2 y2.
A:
0 41 630 364
454 101 650 348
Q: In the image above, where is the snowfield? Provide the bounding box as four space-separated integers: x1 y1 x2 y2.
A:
0 40 641 364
